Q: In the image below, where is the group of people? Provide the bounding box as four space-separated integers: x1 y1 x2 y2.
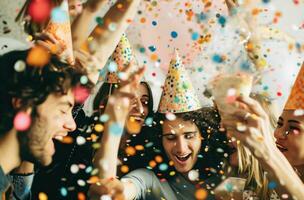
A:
0 0 304 200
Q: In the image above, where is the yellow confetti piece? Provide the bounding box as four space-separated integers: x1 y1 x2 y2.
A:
38 192 48 200
135 145 144 151
94 124 104 132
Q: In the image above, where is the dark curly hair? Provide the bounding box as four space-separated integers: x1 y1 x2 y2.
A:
146 107 230 181
0 49 93 135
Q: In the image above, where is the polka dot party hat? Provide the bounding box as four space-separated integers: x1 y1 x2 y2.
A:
284 63 304 110
105 33 136 84
158 50 202 113
45 0 74 65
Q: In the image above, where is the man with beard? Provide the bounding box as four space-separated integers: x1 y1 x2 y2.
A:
0 47 92 199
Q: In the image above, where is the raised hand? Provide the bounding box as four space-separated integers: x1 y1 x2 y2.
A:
220 96 277 159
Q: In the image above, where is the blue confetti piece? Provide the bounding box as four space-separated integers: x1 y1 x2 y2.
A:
159 163 168 171
85 166 93 173
212 54 223 63
225 183 233 192
171 31 178 38
218 16 226 26
191 32 199 41
152 21 157 26
51 7 68 23
108 61 118 73
148 45 157 52
145 117 153 126
139 47 146 53
100 114 109 122
268 181 277 189
109 122 123 135
145 142 154 148
60 187 68 197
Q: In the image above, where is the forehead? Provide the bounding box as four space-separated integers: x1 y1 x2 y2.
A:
137 84 149 97
280 110 304 123
162 117 198 133
39 89 74 108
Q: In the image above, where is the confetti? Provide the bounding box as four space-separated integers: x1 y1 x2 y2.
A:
73 85 90 104
38 192 48 200
14 112 31 131
109 123 123 135
188 170 199 181
76 136 86 145
126 117 141 134
28 0 52 23
70 164 79 174
26 46 50 67
14 60 26 72
195 188 207 200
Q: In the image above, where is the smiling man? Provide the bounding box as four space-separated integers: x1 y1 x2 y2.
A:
0 48 92 198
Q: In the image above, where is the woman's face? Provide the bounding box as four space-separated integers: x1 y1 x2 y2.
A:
162 117 202 173
127 83 150 127
274 110 304 166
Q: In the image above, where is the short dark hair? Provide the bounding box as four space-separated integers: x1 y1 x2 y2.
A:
0 49 93 135
149 107 229 180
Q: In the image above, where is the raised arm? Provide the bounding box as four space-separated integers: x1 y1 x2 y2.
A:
90 63 145 200
80 0 140 68
220 96 304 199
72 0 140 57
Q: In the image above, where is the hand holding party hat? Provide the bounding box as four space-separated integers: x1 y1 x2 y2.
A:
158 50 202 113
45 0 74 65
284 63 304 110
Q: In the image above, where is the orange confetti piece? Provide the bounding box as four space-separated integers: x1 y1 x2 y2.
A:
140 17 146 23
195 188 208 200
26 46 50 67
61 136 73 144
121 165 129 173
125 146 136 156
88 176 100 184
135 145 144 151
78 192 86 200
149 160 157 168
126 118 141 134
155 155 163 163
150 54 158 61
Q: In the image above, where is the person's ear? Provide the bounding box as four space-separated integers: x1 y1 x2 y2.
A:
12 98 22 109
12 98 33 115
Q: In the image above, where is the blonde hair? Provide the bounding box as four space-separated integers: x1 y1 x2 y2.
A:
236 93 278 198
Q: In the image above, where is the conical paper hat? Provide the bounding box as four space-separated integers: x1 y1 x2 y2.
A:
105 33 135 83
45 0 74 65
284 63 304 110
158 50 202 113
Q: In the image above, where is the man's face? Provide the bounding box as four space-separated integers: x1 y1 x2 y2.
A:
162 117 202 173
25 89 76 166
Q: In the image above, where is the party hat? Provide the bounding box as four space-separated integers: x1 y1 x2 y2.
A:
158 50 202 113
45 0 74 65
284 63 304 110
105 33 135 83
